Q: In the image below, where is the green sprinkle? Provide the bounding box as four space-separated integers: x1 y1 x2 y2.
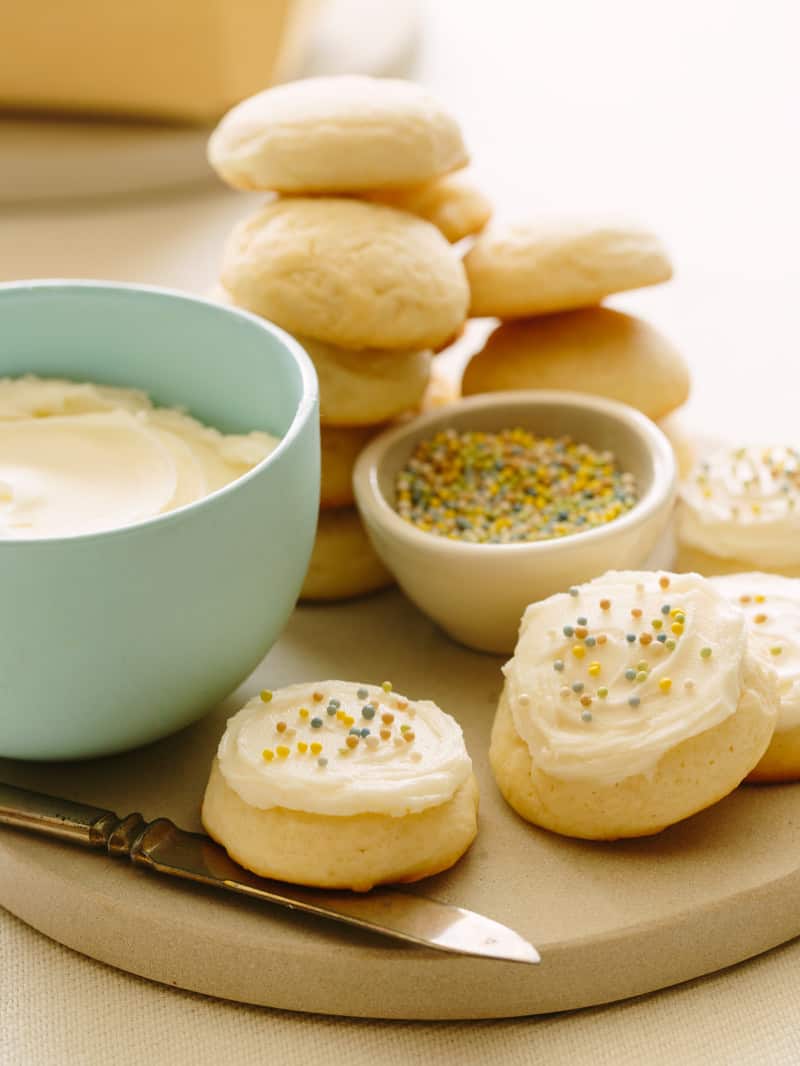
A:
700 647 713 659
260 690 272 703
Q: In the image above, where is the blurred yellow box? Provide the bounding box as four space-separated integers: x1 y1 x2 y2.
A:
0 0 313 123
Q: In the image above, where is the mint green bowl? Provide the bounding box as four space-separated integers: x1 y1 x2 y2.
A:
0 281 319 760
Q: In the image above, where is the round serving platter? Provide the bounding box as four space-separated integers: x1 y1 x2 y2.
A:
2 587 800 1020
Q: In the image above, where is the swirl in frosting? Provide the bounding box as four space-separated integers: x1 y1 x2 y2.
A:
217 680 472 817
0 376 278 539
502 570 762 784
711 573 800 732
679 445 800 567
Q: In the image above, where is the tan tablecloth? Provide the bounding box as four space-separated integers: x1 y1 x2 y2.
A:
2 1 800 1062
3 906 800 1066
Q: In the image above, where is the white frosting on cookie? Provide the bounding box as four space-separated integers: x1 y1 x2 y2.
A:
503 570 761 784
679 445 800 567
711 573 800 732
217 681 472 817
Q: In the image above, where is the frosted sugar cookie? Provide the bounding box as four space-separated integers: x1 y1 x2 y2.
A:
202 680 479 890
208 76 468 194
320 426 379 510
221 198 469 351
301 507 393 601
490 571 778 840
461 308 689 421
365 174 491 243
711 574 800 782
678 446 800 575
464 218 672 318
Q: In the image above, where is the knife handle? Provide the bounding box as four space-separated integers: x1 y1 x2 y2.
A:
0 781 147 853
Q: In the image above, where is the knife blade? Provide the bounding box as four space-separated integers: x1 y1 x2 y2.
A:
0 781 539 965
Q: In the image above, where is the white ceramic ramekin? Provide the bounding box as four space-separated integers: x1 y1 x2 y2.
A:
353 391 677 654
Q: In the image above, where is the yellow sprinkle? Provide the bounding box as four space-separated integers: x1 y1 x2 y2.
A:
670 607 683 618
572 645 586 659
652 618 663 630
671 622 684 636
659 678 672 693
343 715 355 727
336 709 346 721
310 742 322 755
299 708 309 719
260 690 272 703
771 646 783 656
262 749 274 762
588 662 601 677
276 745 290 759
381 681 393 692
297 741 308 754
755 594 766 604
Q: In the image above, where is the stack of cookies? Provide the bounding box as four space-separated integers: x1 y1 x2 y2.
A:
208 76 491 600
461 219 690 425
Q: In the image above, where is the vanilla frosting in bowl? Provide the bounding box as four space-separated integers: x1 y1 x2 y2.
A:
0 376 279 539
711 573 800 733
679 445 800 567
217 680 472 817
502 570 774 785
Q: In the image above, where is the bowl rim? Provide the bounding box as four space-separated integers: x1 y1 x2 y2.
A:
0 279 319 547
353 389 677 559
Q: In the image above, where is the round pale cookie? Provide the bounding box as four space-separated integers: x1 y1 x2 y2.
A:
320 425 380 510
489 570 778 840
364 174 492 243
208 75 468 194
221 198 469 351
461 307 689 420
301 337 432 427
464 217 672 318
201 680 478 891
301 507 393 601
710 573 800 782
678 445 800 574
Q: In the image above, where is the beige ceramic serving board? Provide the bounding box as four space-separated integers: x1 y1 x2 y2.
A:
1 589 800 1020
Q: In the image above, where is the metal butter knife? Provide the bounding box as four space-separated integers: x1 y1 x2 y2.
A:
0 782 539 965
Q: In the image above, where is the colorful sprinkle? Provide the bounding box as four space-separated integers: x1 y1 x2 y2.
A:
651 618 663 630
362 704 376 719
312 692 324 703
597 634 608 646
360 728 371 738
553 659 565 672
572 681 584 693
657 633 668 643
276 721 287 734
310 742 322 755
588 662 601 677
572 645 586 659
628 696 641 707
659 576 671 589
585 636 597 647
260 690 273 703
276 745 290 758
659 678 673 693
639 632 653 646
600 599 611 611
626 633 636 643
771 646 783 656
700 646 713 659
755 594 766 604
754 613 768 624
569 586 580 597
262 749 274 762
625 669 637 681
661 604 671 615
597 686 609 699
404 731 416 743
666 639 677 651
739 595 752 605
317 756 328 768
631 608 642 619
299 708 309 719
381 681 393 692
575 626 589 639
581 710 593 722
382 712 395 724
346 735 359 750
311 717 323 729
580 695 592 708
366 735 380 750
636 671 648 683
297 741 308 754
577 616 588 626
563 624 575 637
671 622 684 636
380 728 392 740
357 687 369 700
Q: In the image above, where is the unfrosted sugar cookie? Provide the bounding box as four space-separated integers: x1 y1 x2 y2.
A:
490 571 778 840
208 76 468 194
711 573 800 782
221 198 469 351
461 307 689 421
202 681 478 890
678 446 800 575
300 507 393 601
464 218 672 319
365 173 491 243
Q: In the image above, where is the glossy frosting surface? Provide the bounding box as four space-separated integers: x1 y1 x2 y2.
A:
217 680 472 817
503 571 752 783
679 445 800 566
0 376 277 538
